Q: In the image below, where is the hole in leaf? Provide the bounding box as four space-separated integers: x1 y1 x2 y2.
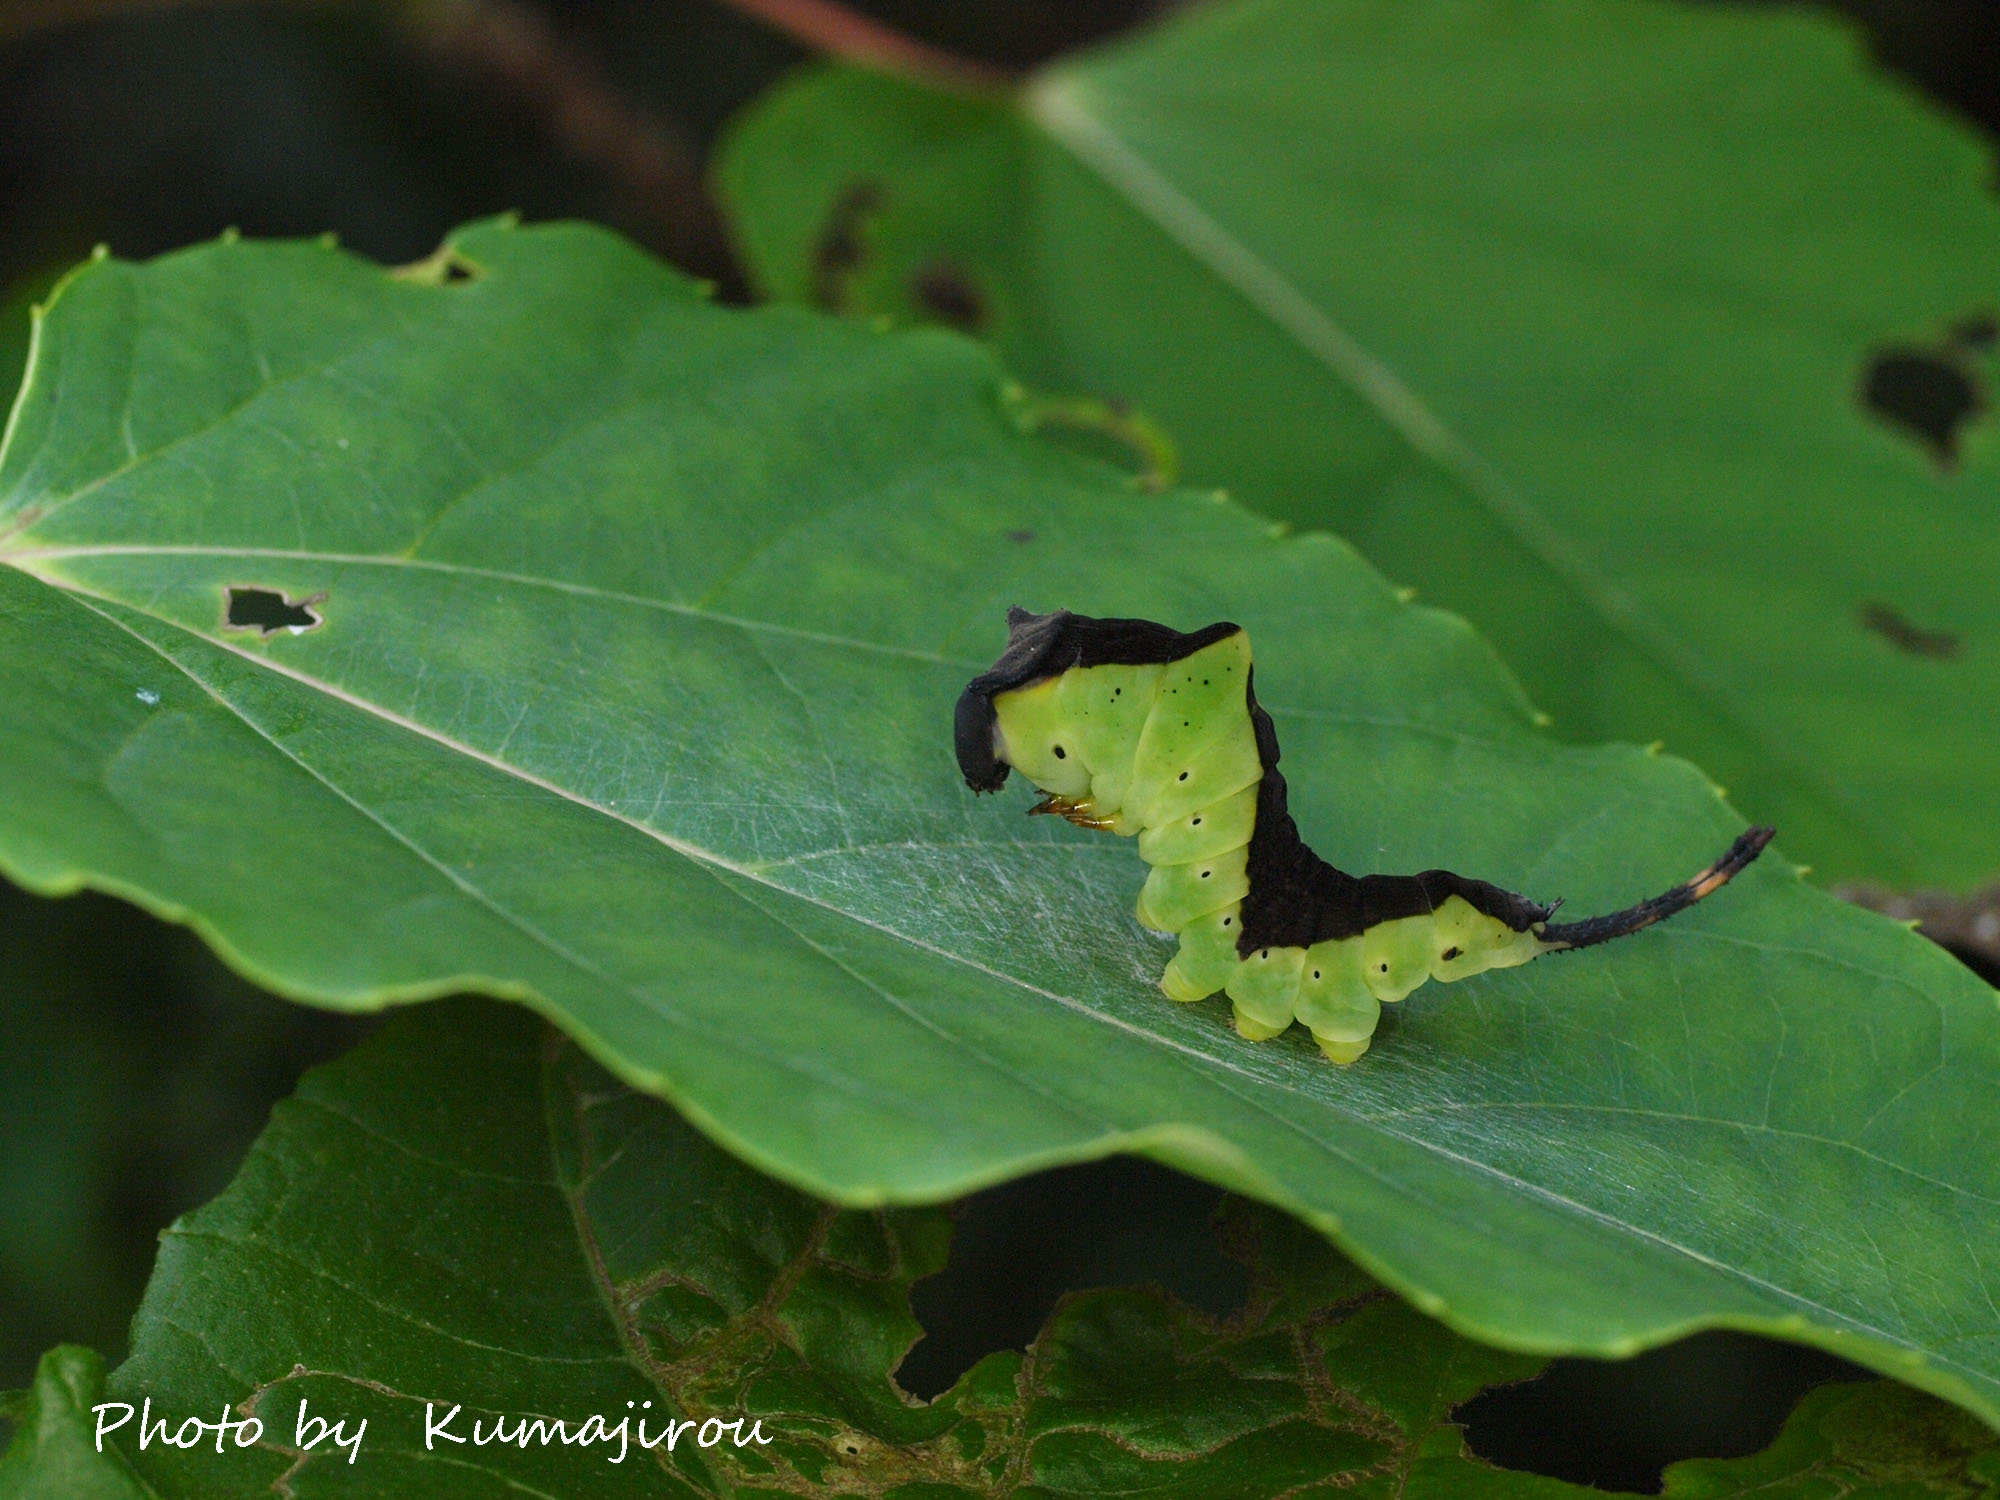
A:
810 179 886 313
911 259 988 332
224 587 324 636
1859 345 1983 467
1005 529 1035 544
896 1158 1246 1401
1457 1330 1868 1494
1858 601 1960 659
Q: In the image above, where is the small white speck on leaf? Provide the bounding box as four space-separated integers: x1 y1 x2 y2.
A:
135 689 160 706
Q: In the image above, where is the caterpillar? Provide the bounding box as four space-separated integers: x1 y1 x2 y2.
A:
955 608 1774 1063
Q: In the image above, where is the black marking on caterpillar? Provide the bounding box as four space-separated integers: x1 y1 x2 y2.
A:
957 607 1774 1063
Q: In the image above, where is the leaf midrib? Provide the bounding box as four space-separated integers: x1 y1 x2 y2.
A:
57 581 1054 1135
12 568 1965 1384
1019 74 1914 872
4 543 973 668
0 543 1698 756
1369 1099 1988 1209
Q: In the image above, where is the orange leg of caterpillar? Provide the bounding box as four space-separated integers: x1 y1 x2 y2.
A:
1028 794 1117 831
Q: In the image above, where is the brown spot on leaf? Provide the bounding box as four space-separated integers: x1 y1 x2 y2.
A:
1859 601 1959 659
1860 343 1984 468
1951 311 1998 350
911 259 988 332
810 180 886 313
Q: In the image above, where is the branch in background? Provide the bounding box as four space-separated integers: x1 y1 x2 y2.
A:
0 0 747 295
708 0 1015 91
0 0 313 44
400 0 748 295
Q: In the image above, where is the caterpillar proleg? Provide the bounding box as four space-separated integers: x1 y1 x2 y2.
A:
955 608 1773 1063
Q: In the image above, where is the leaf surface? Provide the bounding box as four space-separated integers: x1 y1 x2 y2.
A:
0 222 1997 1418
3 1001 1994 1497
0 1348 153 1500
717 0 2000 889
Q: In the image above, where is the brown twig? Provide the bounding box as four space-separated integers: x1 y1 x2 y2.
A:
399 0 747 293
0 0 320 43
1 0 748 292
707 0 1016 91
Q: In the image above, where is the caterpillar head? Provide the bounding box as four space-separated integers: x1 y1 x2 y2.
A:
954 607 1067 793
955 607 1245 794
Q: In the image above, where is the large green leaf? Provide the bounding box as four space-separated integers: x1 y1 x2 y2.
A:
1 221 1997 1419
4 1001 1996 1497
716 0 2000 891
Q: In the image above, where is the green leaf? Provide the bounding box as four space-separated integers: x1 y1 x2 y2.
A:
716 0 2000 891
0 1347 154 1500
11 1001 1559 1497
1664 1381 2000 1498
0 221 1997 1420
2 1000 1987 1497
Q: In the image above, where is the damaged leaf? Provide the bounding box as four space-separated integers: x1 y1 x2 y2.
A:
719 0 2000 890
4 1002 1993 1497
0 221 1997 1424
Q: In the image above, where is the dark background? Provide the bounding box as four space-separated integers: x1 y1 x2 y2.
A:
1 1 1994 1491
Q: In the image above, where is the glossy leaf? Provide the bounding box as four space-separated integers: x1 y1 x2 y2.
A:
0 222 1996 1420
2 1002 1991 1497
717 0 2000 890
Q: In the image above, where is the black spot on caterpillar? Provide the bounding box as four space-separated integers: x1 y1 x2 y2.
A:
956 608 1774 1063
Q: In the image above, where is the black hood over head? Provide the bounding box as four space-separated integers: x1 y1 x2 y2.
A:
954 608 1242 792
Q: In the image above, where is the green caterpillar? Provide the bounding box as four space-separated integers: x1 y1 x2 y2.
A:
956 609 1773 1063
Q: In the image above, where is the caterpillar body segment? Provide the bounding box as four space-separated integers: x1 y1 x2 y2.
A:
955 608 1773 1064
